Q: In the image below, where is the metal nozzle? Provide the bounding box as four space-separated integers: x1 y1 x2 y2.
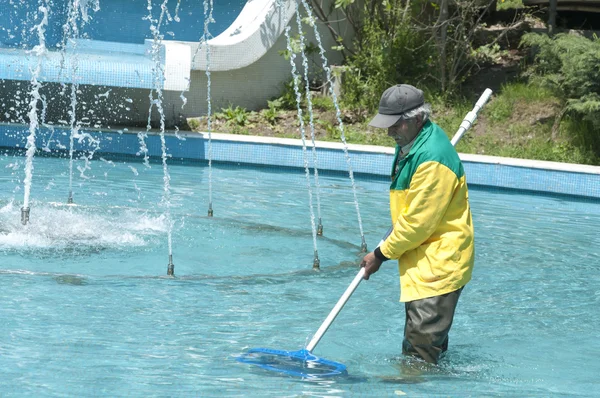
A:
167 255 174 276
208 203 213 217
67 192 74 204
317 219 323 236
360 236 368 253
312 251 320 270
21 207 30 225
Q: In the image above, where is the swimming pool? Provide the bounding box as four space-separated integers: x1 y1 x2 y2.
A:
1 155 599 396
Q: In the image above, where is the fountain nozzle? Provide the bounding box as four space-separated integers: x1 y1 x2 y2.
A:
360 236 368 253
317 218 323 236
312 251 320 270
167 255 175 276
21 207 30 225
67 191 74 204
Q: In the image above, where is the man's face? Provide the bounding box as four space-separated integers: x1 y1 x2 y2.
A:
387 116 422 147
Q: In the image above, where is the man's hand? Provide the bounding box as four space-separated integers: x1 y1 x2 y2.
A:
360 251 383 280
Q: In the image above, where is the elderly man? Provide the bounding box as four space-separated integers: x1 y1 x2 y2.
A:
360 84 475 364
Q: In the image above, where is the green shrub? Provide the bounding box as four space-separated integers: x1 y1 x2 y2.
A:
497 0 524 11
277 79 303 110
219 105 249 127
187 118 200 130
520 32 600 152
311 95 335 111
341 10 435 113
261 100 280 125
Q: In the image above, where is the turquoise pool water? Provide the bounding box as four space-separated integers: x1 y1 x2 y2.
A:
1 155 599 396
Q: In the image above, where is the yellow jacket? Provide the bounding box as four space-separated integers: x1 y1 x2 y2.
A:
379 121 474 302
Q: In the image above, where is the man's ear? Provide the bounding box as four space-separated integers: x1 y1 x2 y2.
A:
416 115 423 127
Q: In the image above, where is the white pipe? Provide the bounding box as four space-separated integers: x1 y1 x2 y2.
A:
306 267 365 352
451 88 493 146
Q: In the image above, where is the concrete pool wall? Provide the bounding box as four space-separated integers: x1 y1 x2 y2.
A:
1 124 599 200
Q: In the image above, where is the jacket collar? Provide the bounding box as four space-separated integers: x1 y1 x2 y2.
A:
397 120 433 159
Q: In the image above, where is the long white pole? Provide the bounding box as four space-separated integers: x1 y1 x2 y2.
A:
451 88 493 146
305 88 493 353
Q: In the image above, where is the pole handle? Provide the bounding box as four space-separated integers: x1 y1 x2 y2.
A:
306 267 365 352
451 88 493 146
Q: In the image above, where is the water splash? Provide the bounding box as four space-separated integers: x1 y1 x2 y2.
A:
0 200 165 253
204 0 214 217
300 0 367 251
173 0 182 22
179 0 214 111
67 84 79 203
146 0 176 274
64 1 83 203
58 0 102 203
276 0 320 268
22 2 50 223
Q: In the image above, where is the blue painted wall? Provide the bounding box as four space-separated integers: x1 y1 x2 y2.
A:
0 0 247 49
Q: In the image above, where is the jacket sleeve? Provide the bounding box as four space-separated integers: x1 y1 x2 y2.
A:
379 161 458 260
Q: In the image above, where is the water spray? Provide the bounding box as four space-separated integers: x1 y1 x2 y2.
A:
277 0 321 270
300 0 367 252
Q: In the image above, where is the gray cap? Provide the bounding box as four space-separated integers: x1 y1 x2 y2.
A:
368 84 425 128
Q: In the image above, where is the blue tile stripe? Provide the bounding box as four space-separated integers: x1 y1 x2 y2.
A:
1 124 599 199
0 40 155 89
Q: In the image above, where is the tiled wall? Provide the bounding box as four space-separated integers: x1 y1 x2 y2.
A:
2 124 599 199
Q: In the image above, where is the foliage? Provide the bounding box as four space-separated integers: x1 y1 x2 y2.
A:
186 118 200 130
278 34 319 61
276 79 304 110
471 43 508 64
260 100 280 125
496 0 524 11
309 0 504 113
311 94 335 111
520 32 600 153
560 117 600 162
217 105 249 127
317 119 396 146
485 83 555 123
340 7 435 112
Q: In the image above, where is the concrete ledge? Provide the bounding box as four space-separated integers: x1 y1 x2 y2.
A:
460 153 600 175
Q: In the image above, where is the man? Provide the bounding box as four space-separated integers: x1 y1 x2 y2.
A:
360 84 475 365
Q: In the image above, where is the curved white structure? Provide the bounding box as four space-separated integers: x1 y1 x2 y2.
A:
189 0 296 71
0 0 347 126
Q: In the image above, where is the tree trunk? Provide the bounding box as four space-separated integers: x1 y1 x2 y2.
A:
439 0 449 91
548 0 558 36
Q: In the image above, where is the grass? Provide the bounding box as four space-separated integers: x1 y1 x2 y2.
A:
188 81 600 166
